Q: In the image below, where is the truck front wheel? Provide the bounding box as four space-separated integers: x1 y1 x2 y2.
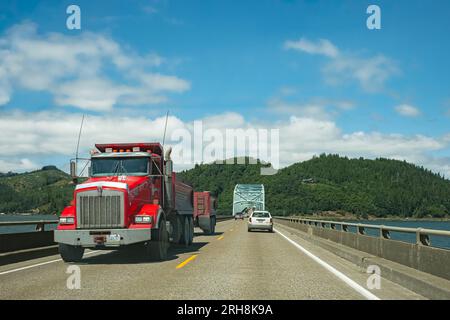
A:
59 243 84 262
147 218 169 261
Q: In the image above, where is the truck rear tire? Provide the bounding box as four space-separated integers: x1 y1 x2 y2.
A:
203 216 216 235
211 216 216 234
147 218 169 261
171 215 182 244
59 243 84 262
188 216 194 245
179 216 190 246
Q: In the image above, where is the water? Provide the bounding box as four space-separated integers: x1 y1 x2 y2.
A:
343 220 450 249
0 214 58 234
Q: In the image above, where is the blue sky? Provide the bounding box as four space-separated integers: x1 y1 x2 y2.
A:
0 0 449 176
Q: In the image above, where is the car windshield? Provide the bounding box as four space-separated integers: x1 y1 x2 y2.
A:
252 211 270 218
91 157 149 177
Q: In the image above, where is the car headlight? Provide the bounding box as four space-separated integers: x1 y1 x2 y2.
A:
59 216 75 225
135 215 153 224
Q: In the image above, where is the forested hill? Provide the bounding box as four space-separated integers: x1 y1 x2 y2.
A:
1 155 449 218
0 166 73 214
178 155 450 218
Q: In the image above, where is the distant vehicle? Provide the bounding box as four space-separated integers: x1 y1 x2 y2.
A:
248 210 273 232
235 213 245 220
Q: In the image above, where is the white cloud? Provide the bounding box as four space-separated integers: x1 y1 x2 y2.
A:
136 72 191 93
323 54 398 92
0 110 449 178
0 22 189 111
0 158 39 172
284 38 339 58
268 97 354 120
395 104 421 117
200 112 246 129
284 37 398 92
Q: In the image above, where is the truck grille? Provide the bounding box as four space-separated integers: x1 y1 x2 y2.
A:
76 190 125 229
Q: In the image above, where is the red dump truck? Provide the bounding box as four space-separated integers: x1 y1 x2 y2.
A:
54 142 216 262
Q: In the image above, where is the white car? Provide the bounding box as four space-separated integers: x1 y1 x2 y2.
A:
248 210 273 232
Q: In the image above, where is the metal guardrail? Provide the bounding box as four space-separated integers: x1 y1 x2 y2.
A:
0 220 58 231
275 216 450 246
0 216 233 231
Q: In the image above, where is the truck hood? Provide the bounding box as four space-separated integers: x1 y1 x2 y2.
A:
76 176 148 192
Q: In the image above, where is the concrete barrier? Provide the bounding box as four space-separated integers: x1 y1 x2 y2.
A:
275 218 450 281
0 245 59 266
0 231 55 253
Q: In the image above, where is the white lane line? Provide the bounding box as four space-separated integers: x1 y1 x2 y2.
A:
274 228 380 300
0 250 102 276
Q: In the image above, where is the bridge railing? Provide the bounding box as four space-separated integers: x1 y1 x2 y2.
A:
0 219 58 232
274 216 450 247
0 215 233 230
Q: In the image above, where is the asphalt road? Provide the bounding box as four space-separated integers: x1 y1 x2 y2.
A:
0 220 424 300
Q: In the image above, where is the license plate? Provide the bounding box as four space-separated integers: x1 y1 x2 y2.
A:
257 219 265 222
108 234 121 242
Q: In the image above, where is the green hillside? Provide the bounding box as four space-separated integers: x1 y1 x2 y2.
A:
178 154 450 218
1 155 449 218
0 166 74 214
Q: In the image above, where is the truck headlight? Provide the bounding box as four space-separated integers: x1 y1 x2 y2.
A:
59 217 75 225
135 215 152 224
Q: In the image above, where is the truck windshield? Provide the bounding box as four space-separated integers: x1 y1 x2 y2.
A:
91 158 149 177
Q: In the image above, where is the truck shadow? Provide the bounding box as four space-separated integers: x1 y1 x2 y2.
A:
79 242 209 265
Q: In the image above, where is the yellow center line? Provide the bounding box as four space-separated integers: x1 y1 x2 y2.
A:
176 254 198 269
217 235 224 240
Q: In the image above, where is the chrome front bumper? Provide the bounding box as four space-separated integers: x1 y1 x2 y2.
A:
54 228 151 247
